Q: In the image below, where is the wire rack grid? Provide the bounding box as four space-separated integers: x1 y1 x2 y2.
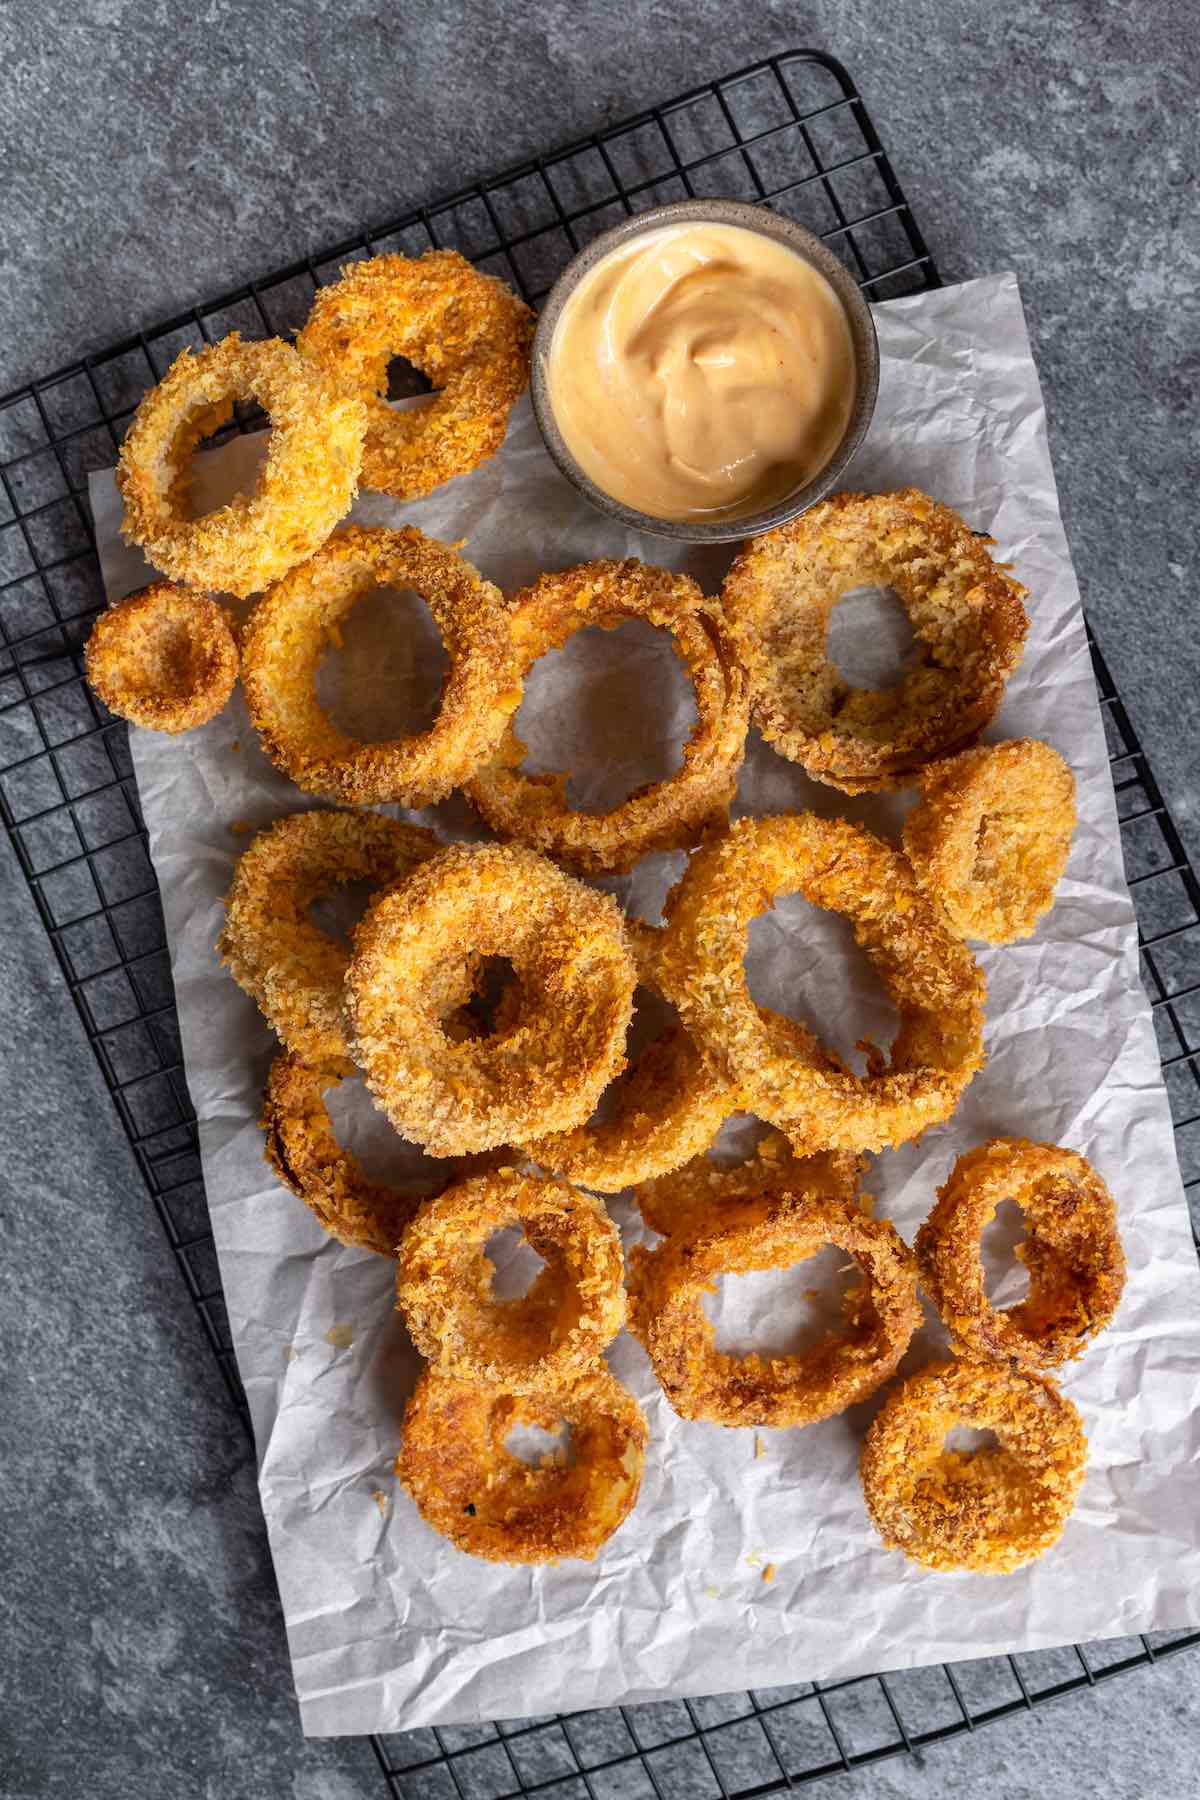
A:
0 45 1197 1800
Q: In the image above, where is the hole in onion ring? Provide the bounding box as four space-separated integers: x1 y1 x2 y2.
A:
170 395 272 520
484 1225 548 1300
580 982 679 1130
323 1075 450 1190
704 1244 863 1358
461 955 521 1038
307 875 385 949
743 893 901 1074
826 584 917 691
980 1196 1032 1307
944 1424 1002 1456
385 353 431 401
701 1112 777 1170
503 1417 573 1468
516 618 697 810
315 583 449 742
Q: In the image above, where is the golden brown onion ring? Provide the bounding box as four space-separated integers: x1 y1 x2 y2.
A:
467 559 750 874
397 1365 646 1563
116 333 365 597
297 250 533 499
636 1124 864 1240
721 489 1029 792
916 1138 1125 1370
903 738 1077 943
657 813 986 1154
240 524 519 807
860 1358 1087 1572
84 582 238 733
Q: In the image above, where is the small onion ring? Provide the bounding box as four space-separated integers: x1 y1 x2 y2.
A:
916 1138 1125 1370
218 808 439 1068
903 739 1077 944
344 841 636 1155
84 582 238 732
396 1169 624 1389
721 489 1029 792
636 1124 864 1241
467 559 751 875
240 524 520 806
297 249 533 499
628 1191 920 1427
860 1358 1087 1572
397 1365 646 1563
116 333 365 598
657 813 986 1154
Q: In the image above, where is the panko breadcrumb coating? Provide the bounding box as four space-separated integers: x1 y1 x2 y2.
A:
116 333 365 597
903 738 1077 943
721 489 1029 792
398 1365 646 1563
240 524 520 807
860 1359 1087 1572
636 1123 864 1240
916 1138 1125 1370
84 583 238 732
467 559 751 874
297 249 533 499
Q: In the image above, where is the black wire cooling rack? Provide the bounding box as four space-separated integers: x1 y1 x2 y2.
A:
2 45 1198 1798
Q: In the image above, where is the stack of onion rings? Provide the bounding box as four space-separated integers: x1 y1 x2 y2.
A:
467 559 751 874
916 1138 1125 1369
721 489 1029 792
297 249 533 499
860 1359 1087 1571
84 583 238 733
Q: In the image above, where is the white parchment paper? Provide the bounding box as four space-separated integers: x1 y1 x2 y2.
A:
88 274 1200 1736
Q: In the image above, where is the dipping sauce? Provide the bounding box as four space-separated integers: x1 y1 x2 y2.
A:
545 221 857 523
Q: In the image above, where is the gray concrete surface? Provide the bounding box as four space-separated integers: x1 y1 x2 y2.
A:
1 1 1197 1796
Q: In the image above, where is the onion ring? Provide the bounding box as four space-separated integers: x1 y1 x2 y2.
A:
657 813 986 1154
398 1365 646 1563
721 489 1029 792
297 249 533 499
628 1191 920 1427
240 524 519 806
916 1138 1125 1370
218 808 439 1068
396 1169 624 1388
116 333 365 598
467 559 751 874
903 738 1077 943
344 841 636 1155
860 1359 1087 1571
84 582 238 732
637 1124 864 1240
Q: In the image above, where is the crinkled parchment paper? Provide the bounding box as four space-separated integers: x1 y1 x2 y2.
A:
88 274 1200 1735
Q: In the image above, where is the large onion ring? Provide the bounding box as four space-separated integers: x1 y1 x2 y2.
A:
916 1138 1125 1370
721 489 1029 792
903 738 1077 943
297 250 533 499
636 1125 864 1241
218 808 439 1068
629 1191 920 1427
467 560 751 875
860 1359 1087 1572
344 842 636 1155
116 333 365 597
240 525 519 806
396 1169 624 1388
657 813 986 1153
84 582 238 733
397 1366 646 1563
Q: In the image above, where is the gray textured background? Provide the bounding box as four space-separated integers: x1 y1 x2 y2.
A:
1 2 1197 1796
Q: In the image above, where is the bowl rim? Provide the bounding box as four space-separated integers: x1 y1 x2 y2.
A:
529 197 880 545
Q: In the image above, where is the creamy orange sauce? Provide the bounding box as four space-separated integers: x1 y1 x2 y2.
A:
545 221 856 522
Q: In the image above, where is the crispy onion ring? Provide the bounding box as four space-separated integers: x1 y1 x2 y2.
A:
297 250 533 499
84 582 238 732
860 1359 1087 1571
240 524 519 806
903 738 1077 943
396 1169 624 1388
467 559 751 875
721 489 1029 792
397 1366 646 1563
657 813 986 1154
116 333 365 597
916 1138 1125 1370
629 1191 919 1427
345 842 636 1155
219 808 439 1068
637 1124 864 1240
